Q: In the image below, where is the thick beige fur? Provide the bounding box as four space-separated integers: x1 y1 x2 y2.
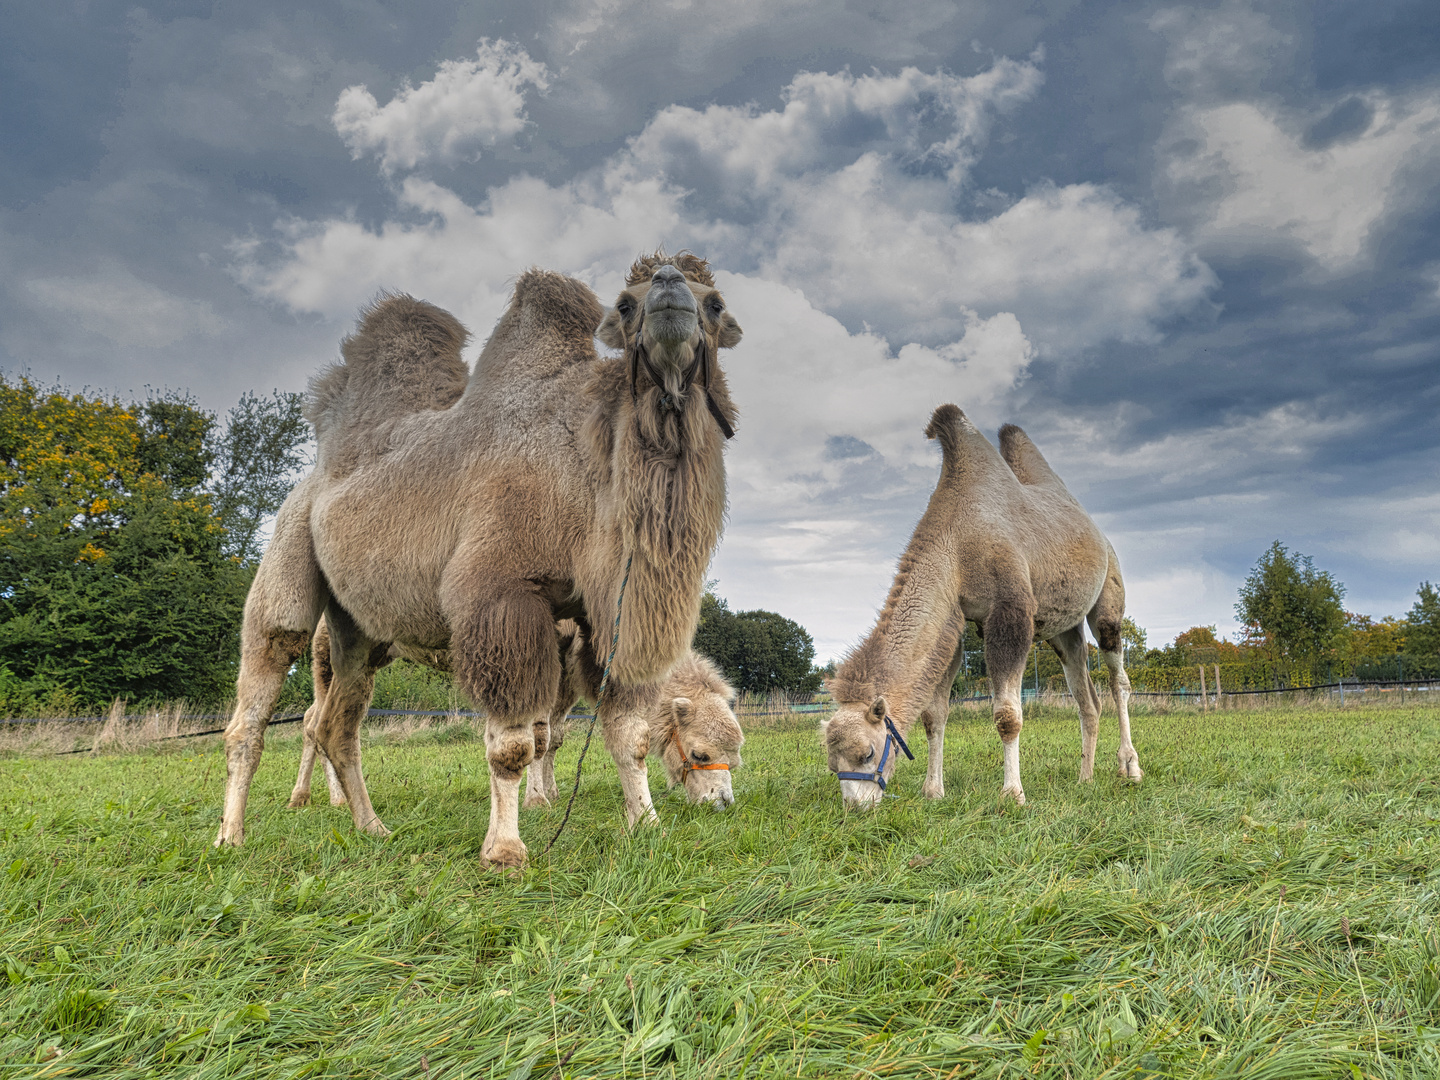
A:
216 255 742 868
823 404 1142 809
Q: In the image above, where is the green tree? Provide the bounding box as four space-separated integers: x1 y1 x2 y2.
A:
211 390 309 565
0 375 306 711
1408 581 1440 659
693 593 822 694
1234 541 1347 661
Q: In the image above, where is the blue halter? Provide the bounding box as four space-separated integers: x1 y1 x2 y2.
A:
836 715 914 791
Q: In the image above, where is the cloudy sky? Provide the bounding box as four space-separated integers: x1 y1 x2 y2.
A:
3 0 1437 659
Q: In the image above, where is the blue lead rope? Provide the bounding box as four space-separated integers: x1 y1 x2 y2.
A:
836 715 914 791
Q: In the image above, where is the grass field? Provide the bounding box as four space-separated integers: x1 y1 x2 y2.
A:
2 701 1438 1079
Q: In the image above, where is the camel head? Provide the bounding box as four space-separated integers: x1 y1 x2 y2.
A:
653 652 744 808
598 252 742 400
822 695 903 810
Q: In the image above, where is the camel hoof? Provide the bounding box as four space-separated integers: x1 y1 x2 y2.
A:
358 817 391 838
522 792 552 810
921 783 944 800
329 794 349 808
1117 751 1144 783
627 807 661 829
481 838 528 870
213 827 243 848
287 791 311 809
999 786 1027 806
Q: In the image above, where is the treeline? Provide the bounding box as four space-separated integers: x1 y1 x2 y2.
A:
0 375 307 713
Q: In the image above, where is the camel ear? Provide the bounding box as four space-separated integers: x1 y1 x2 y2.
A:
671 696 693 725
717 312 742 348
597 308 626 350
868 696 888 725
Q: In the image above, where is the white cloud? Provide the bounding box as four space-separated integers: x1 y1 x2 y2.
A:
333 40 549 174
235 51 1224 658
24 263 231 348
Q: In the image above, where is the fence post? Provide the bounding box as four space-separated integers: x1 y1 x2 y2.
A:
1213 664 1222 709
1197 665 1208 712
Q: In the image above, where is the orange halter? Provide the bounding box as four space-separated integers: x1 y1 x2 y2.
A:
671 728 730 783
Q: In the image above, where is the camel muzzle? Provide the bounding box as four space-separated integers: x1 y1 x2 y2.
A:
835 714 913 806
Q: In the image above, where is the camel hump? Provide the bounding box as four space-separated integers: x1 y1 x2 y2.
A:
998 423 1065 487
306 292 471 439
924 403 986 469
511 270 606 341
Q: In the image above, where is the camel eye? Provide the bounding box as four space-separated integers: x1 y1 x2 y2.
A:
692 751 710 763
616 298 635 317
862 747 875 764
707 297 724 316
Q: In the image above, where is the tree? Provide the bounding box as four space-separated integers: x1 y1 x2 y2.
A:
211 390 309 565
692 593 823 694
1234 541 1347 661
1408 582 1440 659
0 375 307 711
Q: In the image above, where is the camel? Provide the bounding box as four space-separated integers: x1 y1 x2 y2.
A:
522 622 744 810
288 619 745 811
822 404 1142 809
215 252 741 868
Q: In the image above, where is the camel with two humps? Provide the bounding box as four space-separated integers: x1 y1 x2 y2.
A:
822 404 1142 809
216 252 741 868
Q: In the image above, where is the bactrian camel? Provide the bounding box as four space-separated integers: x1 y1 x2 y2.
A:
823 404 1142 809
288 619 744 811
216 252 741 867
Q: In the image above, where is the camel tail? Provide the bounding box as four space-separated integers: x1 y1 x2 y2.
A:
307 292 472 441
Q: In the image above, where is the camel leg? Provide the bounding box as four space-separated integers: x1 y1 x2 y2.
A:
445 577 563 868
1048 626 1104 782
289 619 336 808
311 603 391 836
542 706 567 802
919 635 966 800
216 496 325 847
601 682 658 828
523 694 572 809
985 602 1034 806
1089 555 1143 783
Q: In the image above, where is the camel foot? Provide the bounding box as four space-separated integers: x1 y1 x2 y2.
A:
481 837 527 871
213 824 244 848
999 785 1027 806
626 806 661 829
921 782 944 800
287 791 311 809
522 791 552 810
1077 765 1095 784
356 816 391 838
1116 749 1144 783
329 794 349 808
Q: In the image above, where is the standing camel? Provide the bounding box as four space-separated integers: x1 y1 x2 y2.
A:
288 619 745 811
216 252 741 867
822 404 1142 809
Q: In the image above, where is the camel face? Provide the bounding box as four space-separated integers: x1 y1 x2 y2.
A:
598 255 743 378
823 696 893 810
664 692 744 808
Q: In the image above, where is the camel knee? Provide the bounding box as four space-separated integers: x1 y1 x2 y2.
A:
994 705 1023 744
486 724 535 780
531 719 551 760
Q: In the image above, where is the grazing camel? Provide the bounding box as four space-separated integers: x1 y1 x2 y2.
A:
288 619 745 811
822 404 1142 809
216 252 741 868
523 622 744 810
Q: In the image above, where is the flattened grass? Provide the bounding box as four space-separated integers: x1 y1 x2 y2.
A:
2 702 1439 1078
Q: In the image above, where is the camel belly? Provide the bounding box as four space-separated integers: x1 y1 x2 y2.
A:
310 474 457 647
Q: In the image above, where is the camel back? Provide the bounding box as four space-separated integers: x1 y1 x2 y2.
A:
306 294 471 471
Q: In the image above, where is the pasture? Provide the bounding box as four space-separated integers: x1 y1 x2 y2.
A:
2 701 1438 1078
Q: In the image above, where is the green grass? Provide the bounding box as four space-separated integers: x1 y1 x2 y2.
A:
2 702 1439 1078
